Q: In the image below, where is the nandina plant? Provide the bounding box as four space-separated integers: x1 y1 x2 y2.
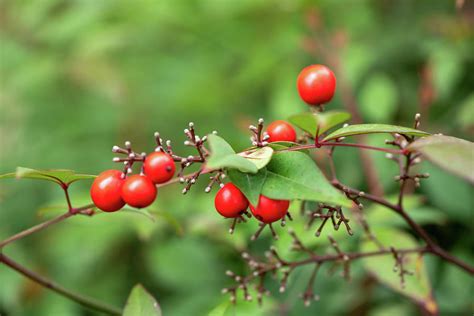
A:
1 65 473 315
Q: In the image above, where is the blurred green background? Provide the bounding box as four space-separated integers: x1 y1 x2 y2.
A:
0 0 473 315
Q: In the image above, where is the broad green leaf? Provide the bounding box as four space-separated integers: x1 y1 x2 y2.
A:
407 135 474 184
0 167 96 185
206 135 258 173
261 152 351 207
238 146 273 170
361 228 437 314
123 284 162 316
227 169 267 206
323 124 430 141
288 111 351 136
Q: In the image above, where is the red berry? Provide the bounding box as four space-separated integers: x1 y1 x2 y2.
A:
249 195 289 223
266 120 297 143
121 174 157 208
90 170 125 212
214 183 249 218
143 152 176 184
297 64 336 105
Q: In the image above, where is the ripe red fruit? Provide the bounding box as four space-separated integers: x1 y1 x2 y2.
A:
143 151 176 184
266 120 297 143
249 195 290 223
90 170 125 212
214 183 249 218
121 174 157 208
297 64 336 105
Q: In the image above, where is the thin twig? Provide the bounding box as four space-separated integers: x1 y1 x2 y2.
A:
0 254 122 315
0 212 72 249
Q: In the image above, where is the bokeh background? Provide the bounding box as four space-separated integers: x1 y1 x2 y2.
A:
1 1 473 315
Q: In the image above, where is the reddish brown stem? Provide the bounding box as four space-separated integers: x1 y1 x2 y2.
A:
280 142 403 155
331 180 474 275
0 212 72 249
0 253 121 315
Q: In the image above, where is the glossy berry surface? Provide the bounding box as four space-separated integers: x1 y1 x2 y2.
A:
90 170 125 212
297 64 336 105
214 183 249 218
143 151 176 184
266 120 297 143
249 195 290 223
121 174 157 208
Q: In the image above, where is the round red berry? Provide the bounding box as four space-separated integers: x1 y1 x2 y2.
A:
90 170 125 212
214 183 249 218
266 120 297 143
121 174 157 208
249 195 290 223
143 151 176 184
297 64 336 105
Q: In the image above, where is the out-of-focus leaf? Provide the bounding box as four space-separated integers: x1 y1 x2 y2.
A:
227 169 267 206
261 152 351 207
361 228 437 314
431 46 462 100
368 303 413 316
151 209 184 236
208 295 276 316
0 167 95 185
456 93 474 130
206 135 258 173
407 135 474 184
122 207 156 222
365 195 447 228
123 284 162 316
359 74 398 123
208 301 231 316
422 164 472 222
288 111 351 136
238 146 273 170
323 124 429 141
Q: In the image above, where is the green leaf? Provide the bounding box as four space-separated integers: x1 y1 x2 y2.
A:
151 208 184 236
227 169 267 206
323 124 430 141
288 111 351 136
0 167 96 185
359 74 398 123
208 301 231 316
206 135 258 173
456 93 474 129
123 284 162 316
238 146 273 170
407 135 474 184
365 195 447 228
361 228 437 314
267 141 308 153
261 152 351 207
122 207 156 222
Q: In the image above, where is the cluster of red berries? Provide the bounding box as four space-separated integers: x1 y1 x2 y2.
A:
215 183 290 225
90 151 175 212
90 64 336 232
